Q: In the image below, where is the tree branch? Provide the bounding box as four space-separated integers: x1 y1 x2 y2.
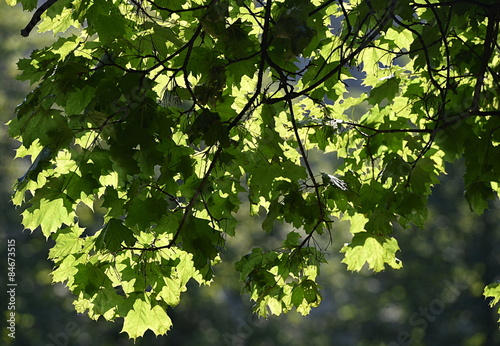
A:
265 0 397 104
472 12 499 111
21 0 58 37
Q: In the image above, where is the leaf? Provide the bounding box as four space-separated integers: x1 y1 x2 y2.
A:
9 108 70 148
65 85 95 115
368 76 400 105
51 254 82 285
15 146 53 188
22 192 76 238
291 284 305 307
86 3 128 43
149 23 183 48
465 181 496 214
283 231 301 248
181 217 224 272
49 225 85 260
484 282 500 323
341 233 403 272
37 6 78 34
95 218 136 253
121 296 172 340
90 288 123 320
53 36 80 60
235 248 278 281
73 262 113 296
484 282 500 307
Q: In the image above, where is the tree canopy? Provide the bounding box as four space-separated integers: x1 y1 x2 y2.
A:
6 0 500 339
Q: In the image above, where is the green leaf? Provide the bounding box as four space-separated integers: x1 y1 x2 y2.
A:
66 85 94 115
86 3 128 43
121 296 172 340
484 281 500 323
22 192 76 238
9 108 70 148
15 146 53 189
235 248 278 282
95 218 136 253
283 231 301 248
465 181 496 214
73 262 113 296
49 225 85 260
341 233 403 272
149 22 183 48
291 284 305 307
484 282 500 307
51 254 84 285
37 5 78 34
181 217 223 272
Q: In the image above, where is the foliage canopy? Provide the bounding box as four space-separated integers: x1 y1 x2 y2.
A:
6 0 500 339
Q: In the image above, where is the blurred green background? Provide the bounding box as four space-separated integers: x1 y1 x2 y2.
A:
1 2 500 345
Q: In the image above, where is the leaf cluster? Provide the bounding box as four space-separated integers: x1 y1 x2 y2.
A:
7 0 500 338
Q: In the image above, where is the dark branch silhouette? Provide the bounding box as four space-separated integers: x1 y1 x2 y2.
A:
21 0 58 37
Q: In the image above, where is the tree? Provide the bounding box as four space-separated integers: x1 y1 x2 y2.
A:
5 0 500 340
